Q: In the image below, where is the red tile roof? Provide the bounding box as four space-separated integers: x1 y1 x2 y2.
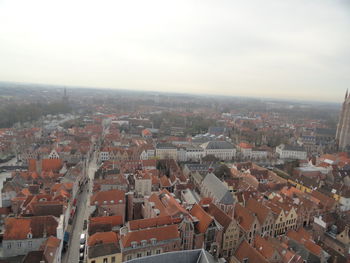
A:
90 189 125 205
90 215 123 227
88 231 118 247
4 216 58 240
148 190 188 218
207 203 232 231
128 216 181 231
41 235 60 250
238 142 253 149
234 240 269 263
190 204 213 233
246 198 270 225
141 159 157 167
287 228 322 256
121 224 179 248
234 203 255 232
253 235 275 259
160 175 171 187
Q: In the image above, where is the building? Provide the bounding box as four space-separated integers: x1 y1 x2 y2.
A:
87 232 122 263
88 243 122 263
265 198 298 236
234 203 261 245
201 173 235 212
190 204 222 255
245 198 275 238
185 146 205 162
200 141 236 161
276 144 307 160
134 171 152 196
120 224 181 261
207 202 240 258
124 249 223 263
3 216 60 257
232 240 269 263
155 143 178 160
142 189 188 219
237 142 253 158
22 236 62 263
90 189 126 222
336 90 350 150
286 228 330 262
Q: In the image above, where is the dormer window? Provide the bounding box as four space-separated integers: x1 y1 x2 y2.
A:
27 233 32 239
150 238 157 245
131 241 137 248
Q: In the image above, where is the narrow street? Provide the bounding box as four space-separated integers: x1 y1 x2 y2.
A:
62 153 97 263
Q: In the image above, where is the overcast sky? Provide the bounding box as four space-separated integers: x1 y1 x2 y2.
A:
0 0 349 102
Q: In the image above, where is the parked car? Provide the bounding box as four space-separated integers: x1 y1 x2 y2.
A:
79 244 85 253
80 233 86 244
79 252 84 260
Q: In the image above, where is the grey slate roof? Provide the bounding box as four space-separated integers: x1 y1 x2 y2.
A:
202 173 235 205
185 163 210 172
125 249 224 263
201 141 234 150
283 144 306 152
156 143 177 149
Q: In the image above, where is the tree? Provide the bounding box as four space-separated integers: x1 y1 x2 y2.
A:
214 164 232 180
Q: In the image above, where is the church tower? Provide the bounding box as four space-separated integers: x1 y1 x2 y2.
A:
336 89 350 150
62 87 69 103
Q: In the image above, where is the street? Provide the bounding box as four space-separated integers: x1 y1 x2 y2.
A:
62 153 97 263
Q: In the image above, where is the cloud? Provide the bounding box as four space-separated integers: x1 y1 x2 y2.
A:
0 0 349 102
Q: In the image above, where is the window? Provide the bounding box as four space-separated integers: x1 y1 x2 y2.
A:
28 241 32 248
7 243 11 249
112 257 115 263
17 242 21 248
137 253 142 258
147 251 152 256
156 249 161 254
103 258 108 263
151 238 157 245
127 255 132 260
92 261 96 263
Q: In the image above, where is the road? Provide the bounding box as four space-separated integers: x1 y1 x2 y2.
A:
62 153 97 263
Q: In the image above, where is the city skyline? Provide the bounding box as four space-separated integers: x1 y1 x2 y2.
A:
0 0 349 102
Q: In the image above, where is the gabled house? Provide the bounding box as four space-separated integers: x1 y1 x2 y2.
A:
3 216 60 257
234 203 261 245
246 198 275 237
190 204 222 257
120 224 181 261
207 202 240 258
90 189 126 222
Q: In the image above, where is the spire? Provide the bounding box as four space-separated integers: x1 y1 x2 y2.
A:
345 89 348 99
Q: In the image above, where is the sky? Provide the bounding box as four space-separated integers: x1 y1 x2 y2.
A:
0 0 349 102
